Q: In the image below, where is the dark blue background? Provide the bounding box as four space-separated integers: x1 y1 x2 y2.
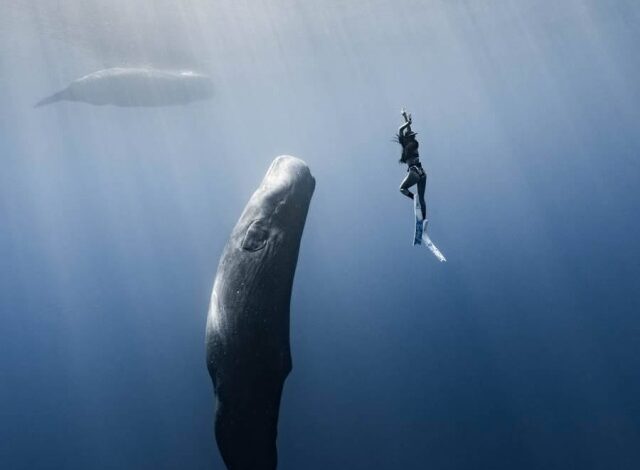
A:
1 1 639 468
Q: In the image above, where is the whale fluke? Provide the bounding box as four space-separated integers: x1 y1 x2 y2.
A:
206 156 315 469
34 90 69 108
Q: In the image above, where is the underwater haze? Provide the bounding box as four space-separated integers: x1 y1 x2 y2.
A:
1 0 640 469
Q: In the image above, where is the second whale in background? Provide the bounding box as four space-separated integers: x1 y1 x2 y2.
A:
35 67 214 107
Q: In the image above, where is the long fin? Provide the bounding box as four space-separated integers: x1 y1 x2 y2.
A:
422 228 447 262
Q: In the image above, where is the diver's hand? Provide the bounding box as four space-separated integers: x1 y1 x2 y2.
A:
401 108 412 124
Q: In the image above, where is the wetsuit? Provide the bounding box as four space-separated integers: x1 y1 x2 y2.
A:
399 137 427 220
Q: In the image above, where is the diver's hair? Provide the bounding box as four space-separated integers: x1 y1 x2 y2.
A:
396 133 416 164
395 133 405 163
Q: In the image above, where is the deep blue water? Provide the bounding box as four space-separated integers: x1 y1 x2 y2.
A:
1 1 640 469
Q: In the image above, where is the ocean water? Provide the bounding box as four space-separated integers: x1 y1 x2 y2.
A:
1 1 639 469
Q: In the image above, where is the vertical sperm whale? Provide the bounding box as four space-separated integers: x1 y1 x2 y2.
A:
206 156 315 469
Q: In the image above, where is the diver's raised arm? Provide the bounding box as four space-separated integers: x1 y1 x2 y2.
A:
399 108 413 137
398 121 412 138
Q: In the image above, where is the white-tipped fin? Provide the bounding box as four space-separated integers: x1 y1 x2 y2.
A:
422 222 447 262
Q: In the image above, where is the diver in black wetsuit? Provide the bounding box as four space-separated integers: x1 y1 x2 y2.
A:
397 108 427 220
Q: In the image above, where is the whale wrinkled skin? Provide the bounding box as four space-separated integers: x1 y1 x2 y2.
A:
35 67 214 107
206 156 315 470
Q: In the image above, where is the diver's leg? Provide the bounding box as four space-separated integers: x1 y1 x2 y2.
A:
399 170 419 199
417 173 427 220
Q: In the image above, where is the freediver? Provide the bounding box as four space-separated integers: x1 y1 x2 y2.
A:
397 108 427 220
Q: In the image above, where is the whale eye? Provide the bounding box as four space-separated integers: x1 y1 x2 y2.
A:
242 220 269 251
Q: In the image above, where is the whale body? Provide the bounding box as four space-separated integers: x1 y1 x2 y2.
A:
206 156 315 469
35 67 214 107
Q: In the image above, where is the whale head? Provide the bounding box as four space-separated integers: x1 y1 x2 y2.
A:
207 155 315 361
234 156 315 259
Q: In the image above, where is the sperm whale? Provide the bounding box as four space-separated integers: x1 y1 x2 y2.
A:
35 67 213 107
206 156 315 470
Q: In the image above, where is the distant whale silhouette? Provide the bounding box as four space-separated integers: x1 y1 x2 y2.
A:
35 67 214 107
